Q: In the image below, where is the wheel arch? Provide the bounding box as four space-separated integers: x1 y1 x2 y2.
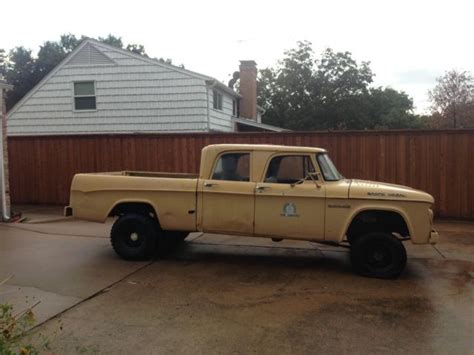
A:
345 206 414 242
107 200 160 223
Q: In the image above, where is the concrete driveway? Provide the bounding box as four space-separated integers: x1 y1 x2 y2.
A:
1 206 473 354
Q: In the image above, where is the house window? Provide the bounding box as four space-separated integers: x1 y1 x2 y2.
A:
213 90 223 110
74 81 96 110
232 99 239 116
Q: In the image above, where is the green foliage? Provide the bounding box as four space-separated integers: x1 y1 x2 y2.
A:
98 34 123 48
258 41 424 130
35 41 67 77
2 47 36 111
0 49 6 77
59 34 82 52
2 34 149 111
0 303 39 355
126 44 147 57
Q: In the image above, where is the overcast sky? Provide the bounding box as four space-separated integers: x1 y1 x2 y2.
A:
1 0 473 113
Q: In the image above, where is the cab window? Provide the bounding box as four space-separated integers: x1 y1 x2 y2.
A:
212 153 250 181
264 155 315 184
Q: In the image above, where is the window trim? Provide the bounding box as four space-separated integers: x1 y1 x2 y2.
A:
316 153 343 182
232 99 239 117
72 80 97 112
212 89 223 111
260 153 320 184
208 151 252 182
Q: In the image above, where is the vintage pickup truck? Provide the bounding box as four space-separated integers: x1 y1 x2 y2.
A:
66 144 439 278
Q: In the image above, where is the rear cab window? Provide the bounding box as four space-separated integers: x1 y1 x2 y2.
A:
211 152 250 182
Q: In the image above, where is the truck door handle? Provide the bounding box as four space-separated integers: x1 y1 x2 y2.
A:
204 182 218 187
256 185 270 191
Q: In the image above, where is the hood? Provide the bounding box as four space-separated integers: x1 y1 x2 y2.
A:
349 179 434 204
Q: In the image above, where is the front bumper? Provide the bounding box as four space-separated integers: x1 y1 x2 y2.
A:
429 230 439 244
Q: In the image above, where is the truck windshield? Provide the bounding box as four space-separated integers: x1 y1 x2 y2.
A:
317 153 343 181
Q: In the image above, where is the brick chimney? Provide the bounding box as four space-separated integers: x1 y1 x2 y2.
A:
239 60 257 120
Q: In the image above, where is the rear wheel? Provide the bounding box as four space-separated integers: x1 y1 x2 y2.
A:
110 214 159 260
350 232 407 279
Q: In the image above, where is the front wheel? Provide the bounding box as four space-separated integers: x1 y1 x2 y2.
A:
350 232 407 279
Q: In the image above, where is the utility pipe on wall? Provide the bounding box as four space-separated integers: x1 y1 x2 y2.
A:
0 118 10 221
0 81 12 221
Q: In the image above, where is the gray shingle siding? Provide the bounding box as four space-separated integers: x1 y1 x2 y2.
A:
7 41 237 136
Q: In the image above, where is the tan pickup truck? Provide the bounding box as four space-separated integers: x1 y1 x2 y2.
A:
67 144 439 279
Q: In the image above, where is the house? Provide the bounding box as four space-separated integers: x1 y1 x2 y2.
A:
7 39 285 135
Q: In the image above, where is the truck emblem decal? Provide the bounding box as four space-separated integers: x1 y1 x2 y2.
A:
281 203 299 217
388 193 406 198
368 192 386 197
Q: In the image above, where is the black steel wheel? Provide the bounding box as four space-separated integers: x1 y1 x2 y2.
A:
350 232 407 279
110 213 158 260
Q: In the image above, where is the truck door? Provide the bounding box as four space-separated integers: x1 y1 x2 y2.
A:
199 151 255 235
254 154 325 240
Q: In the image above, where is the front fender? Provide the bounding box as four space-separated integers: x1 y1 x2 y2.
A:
324 200 416 243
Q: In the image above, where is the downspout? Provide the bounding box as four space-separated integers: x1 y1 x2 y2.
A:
206 80 218 132
0 111 10 221
0 81 12 221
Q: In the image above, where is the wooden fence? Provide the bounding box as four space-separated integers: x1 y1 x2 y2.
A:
7 129 474 220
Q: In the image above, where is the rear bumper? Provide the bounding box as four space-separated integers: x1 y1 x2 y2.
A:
64 206 73 217
429 230 439 244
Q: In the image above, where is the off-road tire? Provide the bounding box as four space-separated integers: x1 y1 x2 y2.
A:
110 213 159 260
350 232 407 279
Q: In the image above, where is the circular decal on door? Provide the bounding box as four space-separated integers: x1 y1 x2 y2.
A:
281 202 299 217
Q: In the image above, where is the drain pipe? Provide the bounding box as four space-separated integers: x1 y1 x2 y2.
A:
206 80 218 132
0 81 12 221
0 115 10 221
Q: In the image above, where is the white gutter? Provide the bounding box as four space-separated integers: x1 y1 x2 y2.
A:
233 117 290 132
0 81 12 221
205 81 218 132
0 119 10 221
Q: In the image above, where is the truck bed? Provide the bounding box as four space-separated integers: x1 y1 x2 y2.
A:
68 171 199 231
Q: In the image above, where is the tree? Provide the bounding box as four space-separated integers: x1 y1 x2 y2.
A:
35 41 67 77
127 44 147 57
428 70 474 128
3 47 36 110
258 42 422 130
59 34 81 52
366 87 425 129
0 49 6 77
258 41 316 130
98 34 123 48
